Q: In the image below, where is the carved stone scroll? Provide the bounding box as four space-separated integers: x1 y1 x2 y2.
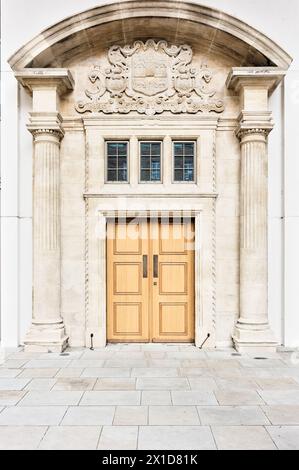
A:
76 40 225 116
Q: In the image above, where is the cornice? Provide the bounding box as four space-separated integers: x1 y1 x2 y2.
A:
15 69 74 95
226 67 287 94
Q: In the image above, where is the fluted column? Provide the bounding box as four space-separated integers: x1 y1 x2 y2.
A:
15 69 74 352
226 67 286 353
233 126 277 352
24 125 68 352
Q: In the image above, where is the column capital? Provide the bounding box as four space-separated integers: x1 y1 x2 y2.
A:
29 127 64 142
27 112 64 141
236 111 274 141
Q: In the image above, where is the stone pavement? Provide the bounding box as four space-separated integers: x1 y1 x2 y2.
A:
0 344 299 450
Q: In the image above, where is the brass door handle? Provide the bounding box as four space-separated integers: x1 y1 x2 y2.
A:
153 255 158 278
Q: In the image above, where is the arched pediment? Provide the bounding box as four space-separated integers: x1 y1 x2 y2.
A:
8 0 292 70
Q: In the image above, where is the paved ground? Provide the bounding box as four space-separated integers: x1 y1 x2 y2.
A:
0 344 299 450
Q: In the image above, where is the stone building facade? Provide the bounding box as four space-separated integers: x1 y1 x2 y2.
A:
1 1 299 352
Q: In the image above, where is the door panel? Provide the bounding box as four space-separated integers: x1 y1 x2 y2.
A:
152 220 195 342
107 220 149 342
107 219 194 342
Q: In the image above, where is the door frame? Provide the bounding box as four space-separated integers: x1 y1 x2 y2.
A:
85 198 217 349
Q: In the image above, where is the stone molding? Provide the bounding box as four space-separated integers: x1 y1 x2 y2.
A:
76 39 225 116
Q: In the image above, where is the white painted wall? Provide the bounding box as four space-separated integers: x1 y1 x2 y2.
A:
1 0 299 347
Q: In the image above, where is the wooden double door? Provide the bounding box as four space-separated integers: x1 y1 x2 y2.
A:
107 218 195 342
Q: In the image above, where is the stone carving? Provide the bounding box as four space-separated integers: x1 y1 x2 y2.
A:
76 40 225 116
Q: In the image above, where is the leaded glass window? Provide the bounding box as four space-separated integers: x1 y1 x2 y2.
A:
106 141 128 182
140 141 162 182
173 142 195 182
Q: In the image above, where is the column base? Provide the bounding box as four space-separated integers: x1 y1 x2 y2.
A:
233 322 278 354
24 319 69 353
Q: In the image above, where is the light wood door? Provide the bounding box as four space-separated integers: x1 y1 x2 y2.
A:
107 219 150 342
151 220 195 342
107 219 194 342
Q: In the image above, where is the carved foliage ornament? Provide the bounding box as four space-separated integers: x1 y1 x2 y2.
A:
75 40 225 116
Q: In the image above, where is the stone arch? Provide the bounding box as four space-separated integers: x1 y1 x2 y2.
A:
8 0 292 70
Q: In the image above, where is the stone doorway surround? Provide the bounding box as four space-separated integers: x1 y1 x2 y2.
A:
10 2 291 353
85 203 213 349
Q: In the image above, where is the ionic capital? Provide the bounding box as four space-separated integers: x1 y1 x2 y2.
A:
29 127 64 142
236 127 271 142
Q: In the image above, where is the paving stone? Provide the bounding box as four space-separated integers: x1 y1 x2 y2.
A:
215 390 265 405
171 391 218 406
38 426 101 450
262 405 299 424
0 391 27 406
114 352 147 359
25 379 56 391
206 359 241 369
239 358 285 368
81 368 131 378
18 368 60 378
52 378 96 391
24 360 71 369
0 406 67 425
188 378 218 391
0 426 47 450
1 360 28 369
141 391 172 405
150 360 182 368
259 390 299 405
55 368 84 377
81 351 114 359
146 352 166 359
136 378 190 390
131 368 178 377
215 377 258 391
98 426 138 450
104 359 148 368
18 391 83 406
62 406 115 425
149 406 200 425
256 377 299 390
69 360 105 368
0 369 22 378
37 351 84 360
81 391 141 406
198 406 270 425
138 426 216 450
179 368 212 377
0 378 31 391
212 426 276 450
166 352 207 359
266 426 299 450
181 359 210 368
114 406 148 425
94 378 136 390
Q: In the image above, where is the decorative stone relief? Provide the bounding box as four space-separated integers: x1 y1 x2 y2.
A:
76 40 225 116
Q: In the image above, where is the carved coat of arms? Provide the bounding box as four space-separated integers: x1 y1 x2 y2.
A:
76 40 224 116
